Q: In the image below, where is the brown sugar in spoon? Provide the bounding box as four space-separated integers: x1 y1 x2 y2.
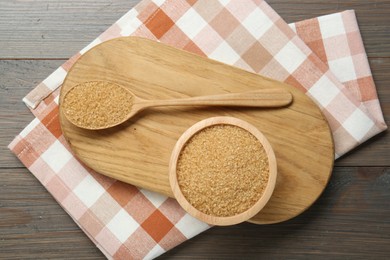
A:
62 81 293 130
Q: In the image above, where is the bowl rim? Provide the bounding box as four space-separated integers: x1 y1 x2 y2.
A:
169 116 277 226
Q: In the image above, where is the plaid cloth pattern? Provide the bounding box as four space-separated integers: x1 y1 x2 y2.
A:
9 0 387 259
290 11 386 125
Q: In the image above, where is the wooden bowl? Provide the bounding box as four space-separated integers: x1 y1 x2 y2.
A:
169 116 277 226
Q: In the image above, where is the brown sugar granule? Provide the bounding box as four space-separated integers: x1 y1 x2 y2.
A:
177 125 269 217
63 81 133 129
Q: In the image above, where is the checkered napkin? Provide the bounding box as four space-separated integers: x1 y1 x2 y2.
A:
9 0 387 259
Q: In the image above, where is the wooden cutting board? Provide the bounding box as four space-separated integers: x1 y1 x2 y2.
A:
59 37 334 224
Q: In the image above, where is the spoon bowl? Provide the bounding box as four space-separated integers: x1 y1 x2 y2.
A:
61 81 293 130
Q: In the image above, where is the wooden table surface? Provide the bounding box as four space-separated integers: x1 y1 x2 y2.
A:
0 1 389 259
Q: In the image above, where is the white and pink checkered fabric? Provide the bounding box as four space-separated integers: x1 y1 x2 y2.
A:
9 0 387 259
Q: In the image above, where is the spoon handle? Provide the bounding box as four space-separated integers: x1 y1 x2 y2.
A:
143 88 292 108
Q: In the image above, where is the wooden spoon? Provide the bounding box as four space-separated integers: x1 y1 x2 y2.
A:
61 81 293 130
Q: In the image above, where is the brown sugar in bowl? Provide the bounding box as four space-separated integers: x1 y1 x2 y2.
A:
169 116 277 226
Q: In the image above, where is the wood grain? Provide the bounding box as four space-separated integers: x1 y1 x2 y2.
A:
0 60 62 167
62 82 293 130
1 167 388 259
1 58 388 167
0 168 104 259
0 0 388 58
1 0 389 258
59 37 334 224
0 0 139 59
162 167 390 259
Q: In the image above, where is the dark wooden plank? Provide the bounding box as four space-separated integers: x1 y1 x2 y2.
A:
0 60 63 168
0 168 105 259
0 0 389 59
162 167 390 259
267 0 390 58
1 167 388 259
1 57 388 168
267 0 390 25
0 0 140 59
